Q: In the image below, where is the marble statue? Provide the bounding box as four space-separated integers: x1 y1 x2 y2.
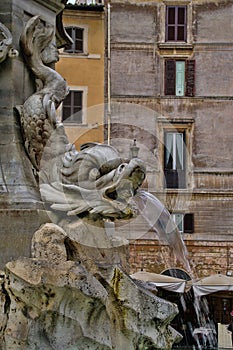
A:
0 15 183 350
17 16 69 171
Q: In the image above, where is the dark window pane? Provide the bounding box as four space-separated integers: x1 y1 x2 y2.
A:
177 26 186 41
75 39 83 52
73 92 82 105
168 7 175 24
167 27 175 41
178 7 185 24
75 28 83 52
177 26 185 41
62 107 71 121
73 91 83 106
164 170 186 188
184 214 194 233
63 93 71 105
75 28 83 39
164 170 178 188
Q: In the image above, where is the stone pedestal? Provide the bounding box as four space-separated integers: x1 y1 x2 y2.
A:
0 0 67 268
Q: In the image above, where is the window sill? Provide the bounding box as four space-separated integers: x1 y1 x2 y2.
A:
158 42 193 57
63 123 87 126
60 52 101 59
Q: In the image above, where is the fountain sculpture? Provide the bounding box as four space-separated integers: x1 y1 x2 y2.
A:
0 10 186 350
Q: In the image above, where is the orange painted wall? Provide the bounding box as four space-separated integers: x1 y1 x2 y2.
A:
56 7 105 148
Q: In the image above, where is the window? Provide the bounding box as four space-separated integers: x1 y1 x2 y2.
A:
62 90 83 124
64 27 84 53
164 131 186 188
164 59 195 96
166 6 187 42
172 213 184 232
172 213 194 233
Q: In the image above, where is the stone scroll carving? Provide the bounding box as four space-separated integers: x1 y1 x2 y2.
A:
0 22 13 63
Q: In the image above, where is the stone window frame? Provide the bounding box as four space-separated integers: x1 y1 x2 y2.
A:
164 129 186 188
156 118 194 190
164 58 195 97
61 24 88 56
171 212 194 233
165 5 187 42
57 86 88 125
158 0 193 47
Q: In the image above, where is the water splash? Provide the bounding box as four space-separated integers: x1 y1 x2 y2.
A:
133 191 219 349
133 190 191 273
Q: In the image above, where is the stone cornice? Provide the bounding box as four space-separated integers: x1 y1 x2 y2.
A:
194 42 233 52
109 96 233 102
35 0 66 14
194 168 233 175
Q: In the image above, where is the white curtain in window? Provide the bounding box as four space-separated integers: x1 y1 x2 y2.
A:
165 133 173 168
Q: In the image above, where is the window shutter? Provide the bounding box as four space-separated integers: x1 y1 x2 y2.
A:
185 60 195 97
165 60 175 95
184 213 194 233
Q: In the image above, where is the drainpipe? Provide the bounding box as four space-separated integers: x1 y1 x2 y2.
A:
107 2 111 145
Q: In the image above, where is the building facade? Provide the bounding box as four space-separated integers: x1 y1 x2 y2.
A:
106 0 233 278
56 1 105 150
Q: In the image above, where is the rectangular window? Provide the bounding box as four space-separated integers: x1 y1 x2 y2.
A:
165 59 195 97
172 213 184 232
64 27 84 53
164 131 186 188
62 90 83 124
172 213 194 233
166 6 187 42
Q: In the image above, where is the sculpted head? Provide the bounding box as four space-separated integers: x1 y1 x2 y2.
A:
20 16 59 65
40 142 146 221
41 41 59 65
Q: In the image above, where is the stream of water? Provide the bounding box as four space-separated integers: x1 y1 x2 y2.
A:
133 190 219 349
133 190 191 272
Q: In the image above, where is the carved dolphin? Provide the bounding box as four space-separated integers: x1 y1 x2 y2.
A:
40 141 146 220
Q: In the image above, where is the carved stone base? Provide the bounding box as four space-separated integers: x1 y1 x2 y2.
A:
0 223 182 349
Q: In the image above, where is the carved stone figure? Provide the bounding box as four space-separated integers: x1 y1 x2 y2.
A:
17 16 69 171
0 15 184 349
0 22 12 63
41 140 146 220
